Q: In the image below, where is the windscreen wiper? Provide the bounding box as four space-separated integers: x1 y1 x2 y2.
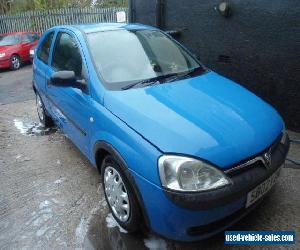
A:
121 68 206 90
164 67 205 83
121 73 179 90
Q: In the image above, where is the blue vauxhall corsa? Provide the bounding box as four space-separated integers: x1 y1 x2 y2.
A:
32 23 290 241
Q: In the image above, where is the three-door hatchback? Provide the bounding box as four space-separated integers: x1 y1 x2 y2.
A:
32 23 290 241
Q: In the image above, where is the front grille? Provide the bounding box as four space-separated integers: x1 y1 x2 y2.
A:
224 133 283 176
226 160 265 177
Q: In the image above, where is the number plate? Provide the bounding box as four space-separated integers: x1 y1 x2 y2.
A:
245 168 281 208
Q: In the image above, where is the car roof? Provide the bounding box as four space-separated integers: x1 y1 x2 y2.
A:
52 23 158 34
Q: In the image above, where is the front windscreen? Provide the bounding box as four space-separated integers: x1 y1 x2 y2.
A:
87 29 203 90
0 35 20 46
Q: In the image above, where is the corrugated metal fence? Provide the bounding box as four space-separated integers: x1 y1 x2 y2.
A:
0 7 128 34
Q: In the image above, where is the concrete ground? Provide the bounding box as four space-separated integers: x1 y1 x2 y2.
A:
0 65 299 249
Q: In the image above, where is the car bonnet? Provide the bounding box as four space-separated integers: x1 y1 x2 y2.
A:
104 71 284 169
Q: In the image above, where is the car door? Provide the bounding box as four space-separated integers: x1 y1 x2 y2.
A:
46 30 91 156
33 31 55 111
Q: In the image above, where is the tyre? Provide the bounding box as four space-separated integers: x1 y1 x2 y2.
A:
101 155 141 232
10 55 21 70
36 93 53 127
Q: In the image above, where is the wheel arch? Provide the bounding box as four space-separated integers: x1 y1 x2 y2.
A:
11 53 21 60
94 140 126 174
94 140 151 229
11 53 20 57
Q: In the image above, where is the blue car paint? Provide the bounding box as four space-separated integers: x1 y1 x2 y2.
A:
132 169 247 240
105 71 284 172
33 23 285 241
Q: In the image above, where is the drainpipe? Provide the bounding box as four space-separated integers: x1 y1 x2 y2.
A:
156 0 165 29
128 0 135 23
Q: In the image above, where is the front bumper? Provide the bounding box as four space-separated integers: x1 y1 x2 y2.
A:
132 133 290 241
164 133 290 210
0 58 10 69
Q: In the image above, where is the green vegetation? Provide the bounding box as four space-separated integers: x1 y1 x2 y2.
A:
0 0 128 14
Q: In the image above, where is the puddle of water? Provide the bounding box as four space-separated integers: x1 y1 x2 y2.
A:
23 199 56 240
54 177 66 185
144 235 167 250
83 206 166 250
76 216 89 244
13 118 57 136
75 198 224 250
39 200 51 209
105 213 128 234
84 202 168 250
36 225 49 237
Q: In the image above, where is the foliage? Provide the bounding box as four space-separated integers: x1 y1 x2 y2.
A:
95 0 127 8
0 0 128 14
0 0 9 14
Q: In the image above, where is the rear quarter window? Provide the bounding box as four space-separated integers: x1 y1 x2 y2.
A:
37 32 54 64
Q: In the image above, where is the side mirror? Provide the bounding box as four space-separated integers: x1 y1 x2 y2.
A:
50 71 86 90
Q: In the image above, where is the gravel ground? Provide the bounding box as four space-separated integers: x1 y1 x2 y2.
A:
0 66 299 249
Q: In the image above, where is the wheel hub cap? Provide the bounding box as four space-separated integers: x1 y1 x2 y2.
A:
104 166 130 222
12 57 20 69
36 95 44 121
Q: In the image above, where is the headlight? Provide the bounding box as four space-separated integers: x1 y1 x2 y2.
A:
0 53 6 58
158 155 231 192
30 49 35 55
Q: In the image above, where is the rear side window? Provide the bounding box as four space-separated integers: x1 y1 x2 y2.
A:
22 34 32 43
37 32 54 64
22 33 39 43
33 33 40 40
52 32 83 77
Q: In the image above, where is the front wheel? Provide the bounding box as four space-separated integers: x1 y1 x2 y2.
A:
101 155 141 232
10 55 21 70
36 93 53 127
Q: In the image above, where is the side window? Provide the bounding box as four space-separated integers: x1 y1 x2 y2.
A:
22 34 31 43
27 33 37 43
33 33 40 41
37 32 54 64
52 32 83 78
24 34 38 43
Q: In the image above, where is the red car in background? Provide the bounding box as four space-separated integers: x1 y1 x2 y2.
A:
0 32 40 70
